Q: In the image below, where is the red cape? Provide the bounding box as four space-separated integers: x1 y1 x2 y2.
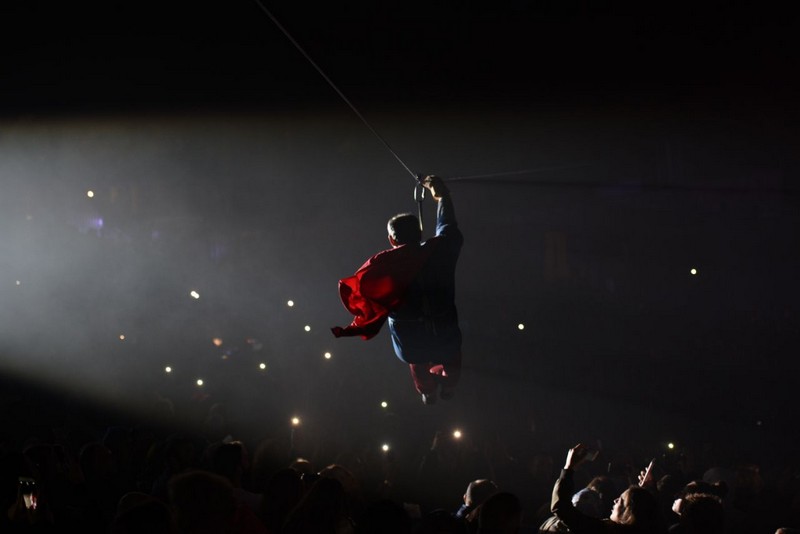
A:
331 240 439 340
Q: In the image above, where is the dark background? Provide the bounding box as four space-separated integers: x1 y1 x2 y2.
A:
1 0 799 478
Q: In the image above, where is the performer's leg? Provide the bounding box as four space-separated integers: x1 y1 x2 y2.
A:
440 352 462 388
432 353 462 400
408 363 437 395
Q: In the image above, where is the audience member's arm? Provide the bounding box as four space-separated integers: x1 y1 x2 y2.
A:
551 444 605 533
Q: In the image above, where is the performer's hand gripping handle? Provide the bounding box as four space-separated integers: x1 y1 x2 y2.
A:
420 174 449 201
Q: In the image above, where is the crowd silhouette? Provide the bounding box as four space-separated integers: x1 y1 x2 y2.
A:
1 383 799 534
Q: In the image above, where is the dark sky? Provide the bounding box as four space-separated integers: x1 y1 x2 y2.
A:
2 2 799 460
3 2 799 112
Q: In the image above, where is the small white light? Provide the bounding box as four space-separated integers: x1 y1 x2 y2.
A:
196 379 204 386
87 190 94 198
259 362 267 370
690 268 697 275
165 366 172 374
380 401 388 409
212 337 223 346
287 300 294 307
190 290 200 299
119 334 126 341
667 442 675 449
304 325 311 332
517 323 525 330
381 443 390 452
323 352 332 359
453 429 462 439
15 280 21 286
291 417 301 426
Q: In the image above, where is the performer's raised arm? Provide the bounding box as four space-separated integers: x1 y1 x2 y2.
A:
421 175 460 241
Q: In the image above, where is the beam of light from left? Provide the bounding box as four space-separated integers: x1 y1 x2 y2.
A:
0 113 260 428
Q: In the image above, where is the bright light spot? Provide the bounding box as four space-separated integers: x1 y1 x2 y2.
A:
212 337 223 347
517 323 525 330
667 442 675 450
323 352 332 359
190 290 200 299
15 280 21 286
690 268 697 275
165 366 172 374
380 401 388 409
196 379 204 387
381 443 390 452
221 354 229 361
119 334 126 341
287 300 294 307
87 190 94 198
453 429 463 439
291 417 301 426
259 362 267 370
304 325 311 332
756 420 763 426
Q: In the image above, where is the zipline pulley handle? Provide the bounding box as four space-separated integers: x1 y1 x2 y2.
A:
414 174 427 232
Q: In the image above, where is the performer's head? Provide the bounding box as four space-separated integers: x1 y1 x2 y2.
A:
387 213 421 247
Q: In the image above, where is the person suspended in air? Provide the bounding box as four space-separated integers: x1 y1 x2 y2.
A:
331 175 463 405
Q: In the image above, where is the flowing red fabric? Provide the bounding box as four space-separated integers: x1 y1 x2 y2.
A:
331 240 439 340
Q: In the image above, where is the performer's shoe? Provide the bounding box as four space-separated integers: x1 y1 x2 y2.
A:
421 391 437 405
429 364 447 377
440 387 455 400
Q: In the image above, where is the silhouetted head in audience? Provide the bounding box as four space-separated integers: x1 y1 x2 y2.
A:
289 457 314 476
208 441 247 487
282 476 353 534
465 479 499 510
677 492 724 534
572 487 603 518
168 470 236 534
586 475 618 517
260 467 304 532
110 492 172 534
609 486 659 531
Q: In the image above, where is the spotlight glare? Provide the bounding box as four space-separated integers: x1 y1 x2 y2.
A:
165 366 172 374
324 352 332 359
87 190 94 198
15 280 21 286
690 268 697 275
259 362 267 370
190 290 200 299
287 300 294 307
304 325 311 332
517 323 525 330
381 443 390 452
380 401 388 409
453 429 462 439
291 417 301 426
667 442 675 449
196 379 204 386
212 337 223 346
119 334 125 341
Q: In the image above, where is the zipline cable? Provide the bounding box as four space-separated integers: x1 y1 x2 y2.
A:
253 0 418 182
447 163 595 182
